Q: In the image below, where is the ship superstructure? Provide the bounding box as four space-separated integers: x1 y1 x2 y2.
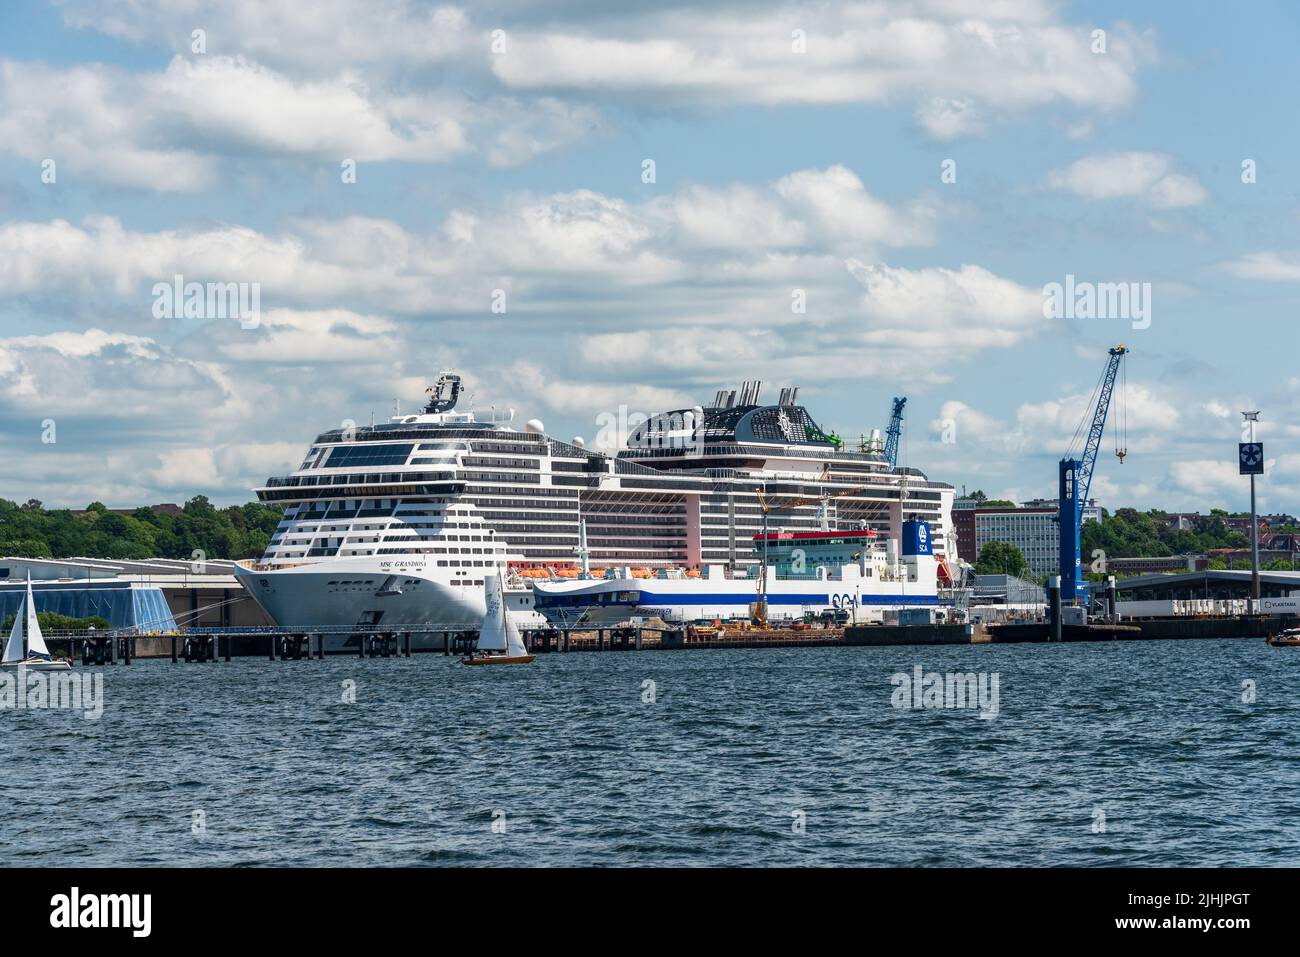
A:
236 374 955 630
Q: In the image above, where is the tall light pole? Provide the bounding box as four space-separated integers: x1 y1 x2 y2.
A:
1240 411 1263 614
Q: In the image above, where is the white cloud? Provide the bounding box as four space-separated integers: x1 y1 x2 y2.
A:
773 165 936 249
0 328 238 417
1220 251 1300 282
846 260 1044 350
58 0 472 72
0 55 596 190
1046 152 1207 208
1014 383 1180 454
489 2 1153 137
1166 459 1248 498
0 166 938 316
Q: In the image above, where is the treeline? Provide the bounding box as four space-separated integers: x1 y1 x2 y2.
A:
1082 507 1250 559
0 497 283 561
3 611 110 633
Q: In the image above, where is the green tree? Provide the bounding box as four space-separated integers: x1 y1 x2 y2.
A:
0 498 282 561
974 540 1029 578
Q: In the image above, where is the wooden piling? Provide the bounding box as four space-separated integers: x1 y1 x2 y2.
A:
171 635 178 663
404 632 411 657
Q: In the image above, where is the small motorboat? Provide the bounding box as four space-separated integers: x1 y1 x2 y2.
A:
1267 628 1300 647
2 574 72 671
462 572 535 665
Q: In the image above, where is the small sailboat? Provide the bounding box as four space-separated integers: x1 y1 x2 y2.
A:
2 575 72 671
463 572 535 665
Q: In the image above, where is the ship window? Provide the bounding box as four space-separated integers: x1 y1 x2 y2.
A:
323 443 415 468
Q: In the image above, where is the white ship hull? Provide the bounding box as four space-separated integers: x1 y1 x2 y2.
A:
235 557 547 635
535 574 939 625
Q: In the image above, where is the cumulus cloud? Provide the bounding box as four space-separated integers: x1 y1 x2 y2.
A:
846 261 1044 350
57 0 472 72
0 166 939 315
0 328 237 417
0 55 595 190
1046 152 1207 208
489 2 1153 137
50 0 1154 162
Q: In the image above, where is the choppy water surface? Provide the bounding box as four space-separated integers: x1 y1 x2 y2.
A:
3 639 1298 866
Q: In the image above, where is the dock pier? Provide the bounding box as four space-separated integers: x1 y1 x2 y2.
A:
38 610 1299 664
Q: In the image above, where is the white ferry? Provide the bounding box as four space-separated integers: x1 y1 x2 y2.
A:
533 524 941 625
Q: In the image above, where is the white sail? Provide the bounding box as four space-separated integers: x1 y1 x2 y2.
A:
504 603 528 658
476 572 508 652
3 596 24 663
24 576 49 658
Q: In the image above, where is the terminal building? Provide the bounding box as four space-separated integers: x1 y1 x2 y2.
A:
1115 568 1300 602
0 557 272 632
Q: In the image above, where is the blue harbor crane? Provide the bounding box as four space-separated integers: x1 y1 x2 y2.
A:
884 396 907 468
1059 345 1128 602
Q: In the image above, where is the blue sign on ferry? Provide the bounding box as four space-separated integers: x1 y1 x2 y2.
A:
901 520 932 556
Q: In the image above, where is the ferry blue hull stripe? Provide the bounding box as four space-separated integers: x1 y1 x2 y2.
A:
538 592 940 607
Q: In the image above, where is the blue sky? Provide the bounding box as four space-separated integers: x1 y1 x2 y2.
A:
0 0 1295 512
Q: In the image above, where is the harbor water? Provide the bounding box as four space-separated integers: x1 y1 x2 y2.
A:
3 639 1298 867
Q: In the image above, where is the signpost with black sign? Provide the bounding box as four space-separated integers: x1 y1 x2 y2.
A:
1240 415 1263 612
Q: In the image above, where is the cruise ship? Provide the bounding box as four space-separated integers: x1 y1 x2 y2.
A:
235 373 956 633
